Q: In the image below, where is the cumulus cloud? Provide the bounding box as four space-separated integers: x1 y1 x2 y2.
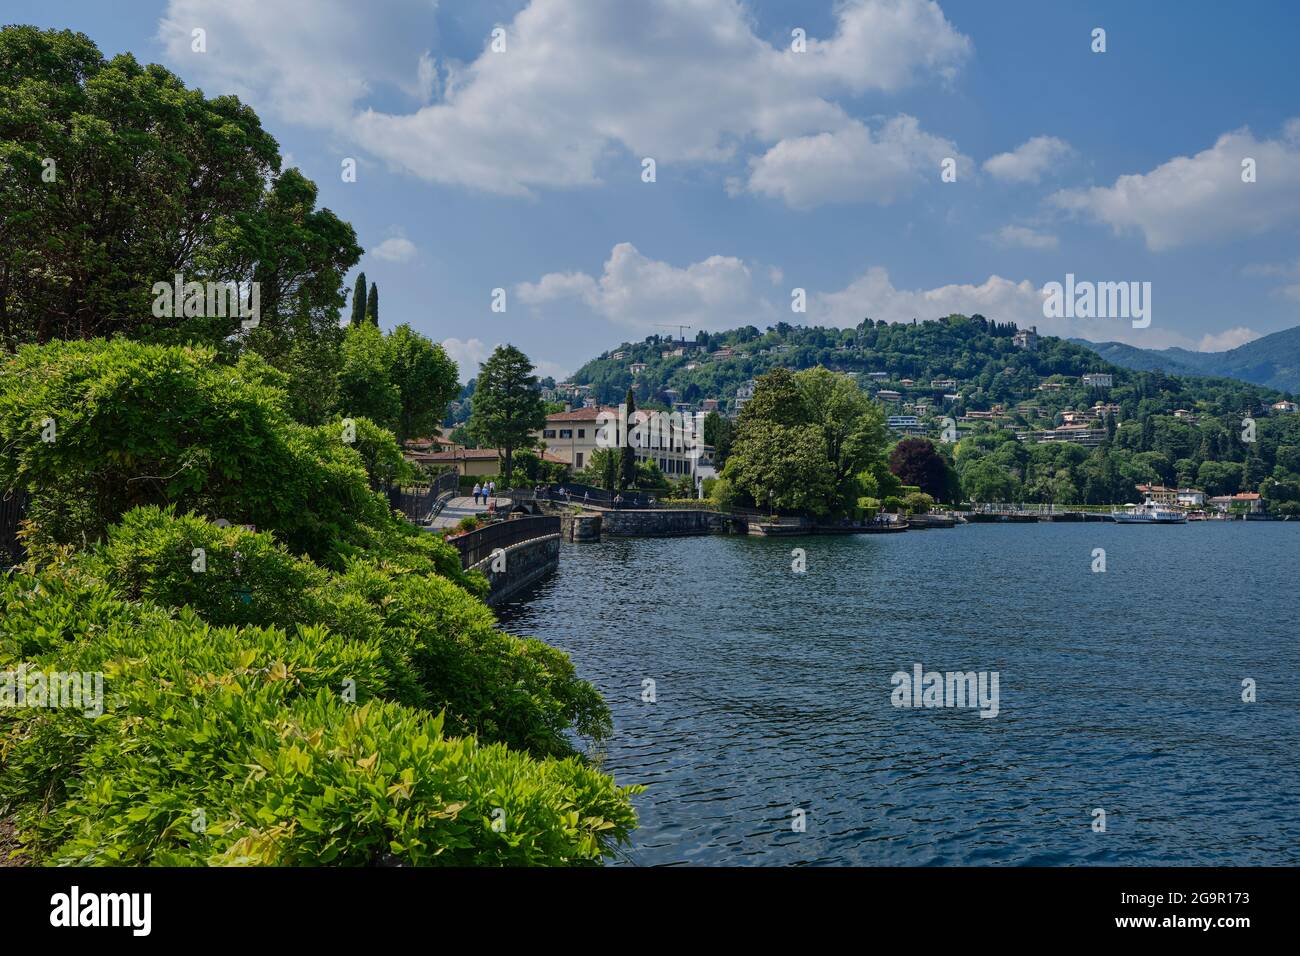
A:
372 236 417 263
810 267 1044 327
808 266 1196 348
982 136 1073 183
1197 327 1261 352
158 0 440 128
517 242 776 331
1051 121 1300 250
988 224 1059 249
746 116 969 209
440 337 494 378
164 0 970 197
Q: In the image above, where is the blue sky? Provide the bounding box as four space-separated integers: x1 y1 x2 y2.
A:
10 0 1300 381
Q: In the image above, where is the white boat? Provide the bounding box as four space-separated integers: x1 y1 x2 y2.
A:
1112 502 1187 524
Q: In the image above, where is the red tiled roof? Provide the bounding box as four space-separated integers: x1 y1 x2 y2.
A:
545 406 609 422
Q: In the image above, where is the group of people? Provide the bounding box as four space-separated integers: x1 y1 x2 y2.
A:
471 480 496 506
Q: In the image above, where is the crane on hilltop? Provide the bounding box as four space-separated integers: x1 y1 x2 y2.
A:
656 323 692 344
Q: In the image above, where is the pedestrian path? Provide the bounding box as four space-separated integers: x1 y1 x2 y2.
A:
428 495 512 529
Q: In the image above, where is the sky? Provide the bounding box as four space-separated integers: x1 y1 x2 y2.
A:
9 0 1300 381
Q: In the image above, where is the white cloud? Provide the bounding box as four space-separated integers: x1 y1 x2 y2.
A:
517 242 776 331
1197 327 1261 352
808 266 1195 348
1051 121 1300 250
372 236 418 263
988 224 1059 249
440 337 494 378
746 116 969 209
810 267 1044 327
164 0 970 197
982 136 1073 183
158 0 440 129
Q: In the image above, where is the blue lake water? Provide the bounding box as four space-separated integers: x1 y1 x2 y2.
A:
499 522 1300 866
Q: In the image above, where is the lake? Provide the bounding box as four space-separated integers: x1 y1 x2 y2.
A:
498 522 1300 866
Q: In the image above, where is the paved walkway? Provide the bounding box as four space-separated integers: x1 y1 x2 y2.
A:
428 495 512 529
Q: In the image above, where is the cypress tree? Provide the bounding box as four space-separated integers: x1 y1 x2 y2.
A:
619 386 638 490
351 272 367 325
366 282 379 325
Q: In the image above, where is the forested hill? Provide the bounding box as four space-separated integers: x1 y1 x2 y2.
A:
568 315 1292 415
1077 325 1300 394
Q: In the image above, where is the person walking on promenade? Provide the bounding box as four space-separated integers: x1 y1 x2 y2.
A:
488 479 496 502
472 482 481 505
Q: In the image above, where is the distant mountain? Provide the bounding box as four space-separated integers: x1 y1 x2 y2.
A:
1076 325 1300 394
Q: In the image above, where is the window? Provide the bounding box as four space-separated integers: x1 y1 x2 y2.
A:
559 429 572 439
576 453 584 468
577 429 585 438
543 429 556 439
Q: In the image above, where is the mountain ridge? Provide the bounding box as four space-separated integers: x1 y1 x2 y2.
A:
1075 325 1300 394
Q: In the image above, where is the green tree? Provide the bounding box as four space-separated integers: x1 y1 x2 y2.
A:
469 344 546 484
619 386 638 490
0 27 358 351
366 281 379 325
336 322 400 432
351 272 367 326
703 410 733 466
387 324 459 442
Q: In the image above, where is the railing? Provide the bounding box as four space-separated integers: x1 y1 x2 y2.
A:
1 488 27 570
448 515 561 569
389 470 460 525
973 502 1116 514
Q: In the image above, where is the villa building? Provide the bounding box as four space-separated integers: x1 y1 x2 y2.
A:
1013 326 1039 350
1209 492 1264 514
1082 373 1113 388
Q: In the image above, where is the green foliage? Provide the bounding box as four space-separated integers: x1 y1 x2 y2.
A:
619 388 638 490
351 272 367 327
0 337 391 565
387 325 459 443
338 323 402 433
0 567 638 866
721 366 887 514
902 492 934 515
577 448 620 490
469 345 547 484
703 411 733 466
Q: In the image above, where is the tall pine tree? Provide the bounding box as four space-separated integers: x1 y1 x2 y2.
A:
351 272 367 325
366 282 379 325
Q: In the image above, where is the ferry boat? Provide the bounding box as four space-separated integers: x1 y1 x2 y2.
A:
1112 502 1187 524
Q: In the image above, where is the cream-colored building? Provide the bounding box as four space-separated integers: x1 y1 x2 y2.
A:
536 406 709 480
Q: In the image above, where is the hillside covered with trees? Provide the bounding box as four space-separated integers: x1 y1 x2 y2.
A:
570 316 1300 511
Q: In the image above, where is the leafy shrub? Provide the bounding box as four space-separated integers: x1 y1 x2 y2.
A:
321 416 416 490
71 507 606 757
0 338 390 565
902 492 934 515
0 570 638 866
